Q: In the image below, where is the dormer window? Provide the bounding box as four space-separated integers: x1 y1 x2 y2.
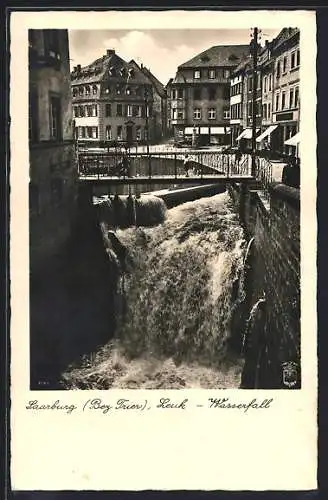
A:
108 66 115 76
208 69 216 79
194 70 201 79
116 85 122 95
128 68 134 78
105 87 111 94
126 87 131 95
85 85 90 96
92 85 97 94
119 68 125 77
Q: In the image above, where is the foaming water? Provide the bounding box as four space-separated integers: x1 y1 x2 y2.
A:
63 191 247 389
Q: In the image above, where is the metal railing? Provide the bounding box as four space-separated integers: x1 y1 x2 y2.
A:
77 149 255 181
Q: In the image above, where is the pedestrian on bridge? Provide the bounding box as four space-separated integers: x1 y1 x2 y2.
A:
184 154 191 177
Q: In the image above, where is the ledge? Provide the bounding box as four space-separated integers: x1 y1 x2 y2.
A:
269 182 300 209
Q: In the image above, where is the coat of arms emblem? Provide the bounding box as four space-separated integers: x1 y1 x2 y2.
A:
282 361 299 388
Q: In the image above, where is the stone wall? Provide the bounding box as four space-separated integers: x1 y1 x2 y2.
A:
228 182 301 389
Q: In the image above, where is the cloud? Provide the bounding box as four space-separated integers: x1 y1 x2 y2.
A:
102 30 198 84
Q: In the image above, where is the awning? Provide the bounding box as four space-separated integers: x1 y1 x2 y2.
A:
256 125 278 143
237 128 259 140
210 127 230 134
200 127 210 135
184 127 194 135
284 132 300 146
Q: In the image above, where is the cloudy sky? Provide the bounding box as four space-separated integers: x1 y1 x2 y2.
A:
68 29 280 85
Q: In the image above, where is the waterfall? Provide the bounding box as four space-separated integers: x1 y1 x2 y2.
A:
63 191 249 389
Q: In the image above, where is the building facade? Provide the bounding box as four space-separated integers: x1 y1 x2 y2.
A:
271 28 300 154
71 49 166 146
29 29 78 274
167 45 250 146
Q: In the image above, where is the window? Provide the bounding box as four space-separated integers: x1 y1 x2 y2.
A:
289 89 294 109
29 86 38 142
127 105 133 117
86 127 93 138
126 87 131 95
208 69 216 79
133 105 141 117
224 109 230 119
44 30 60 60
208 87 216 100
283 56 288 73
291 52 296 69
78 126 85 139
295 87 299 107
262 104 266 120
223 69 230 78
223 86 230 100
105 87 110 94
194 108 201 119
92 85 97 95
73 106 79 118
92 104 97 117
172 89 177 99
296 49 300 67
194 70 201 79
269 74 272 91
79 87 84 96
177 110 184 120
92 127 98 139
86 105 93 117
105 125 112 140
268 103 271 118
172 108 177 120
105 104 111 117
29 183 39 215
177 88 183 99
276 60 281 79
51 178 63 206
136 126 142 141
117 126 122 140
263 76 267 93
116 86 122 95
72 88 78 97
208 108 216 120
49 95 62 140
117 104 123 117
281 92 286 110
85 86 90 96
256 102 261 117
79 105 85 117
248 77 253 92
248 101 252 117
275 93 280 111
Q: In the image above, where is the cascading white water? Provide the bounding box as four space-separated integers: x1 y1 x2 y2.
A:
63 191 248 389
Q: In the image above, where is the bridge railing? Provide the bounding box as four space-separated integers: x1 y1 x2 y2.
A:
77 150 254 180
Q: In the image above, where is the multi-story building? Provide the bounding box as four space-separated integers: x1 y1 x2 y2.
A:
140 65 168 142
28 29 78 274
71 49 166 146
167 45 250 146
255 40 276 149
271 28 300 154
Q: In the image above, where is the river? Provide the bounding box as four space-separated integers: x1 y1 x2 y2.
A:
62 191 247 389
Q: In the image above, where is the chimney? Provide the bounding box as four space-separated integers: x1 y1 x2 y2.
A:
73 66 77 72
141 63 143 69
265 40 269 47
107 49 115 56
77 64 81 72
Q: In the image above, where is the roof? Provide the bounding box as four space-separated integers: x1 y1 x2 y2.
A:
178 44 250 69
138 64 166 97
71 50 150 86
273 28 299 51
